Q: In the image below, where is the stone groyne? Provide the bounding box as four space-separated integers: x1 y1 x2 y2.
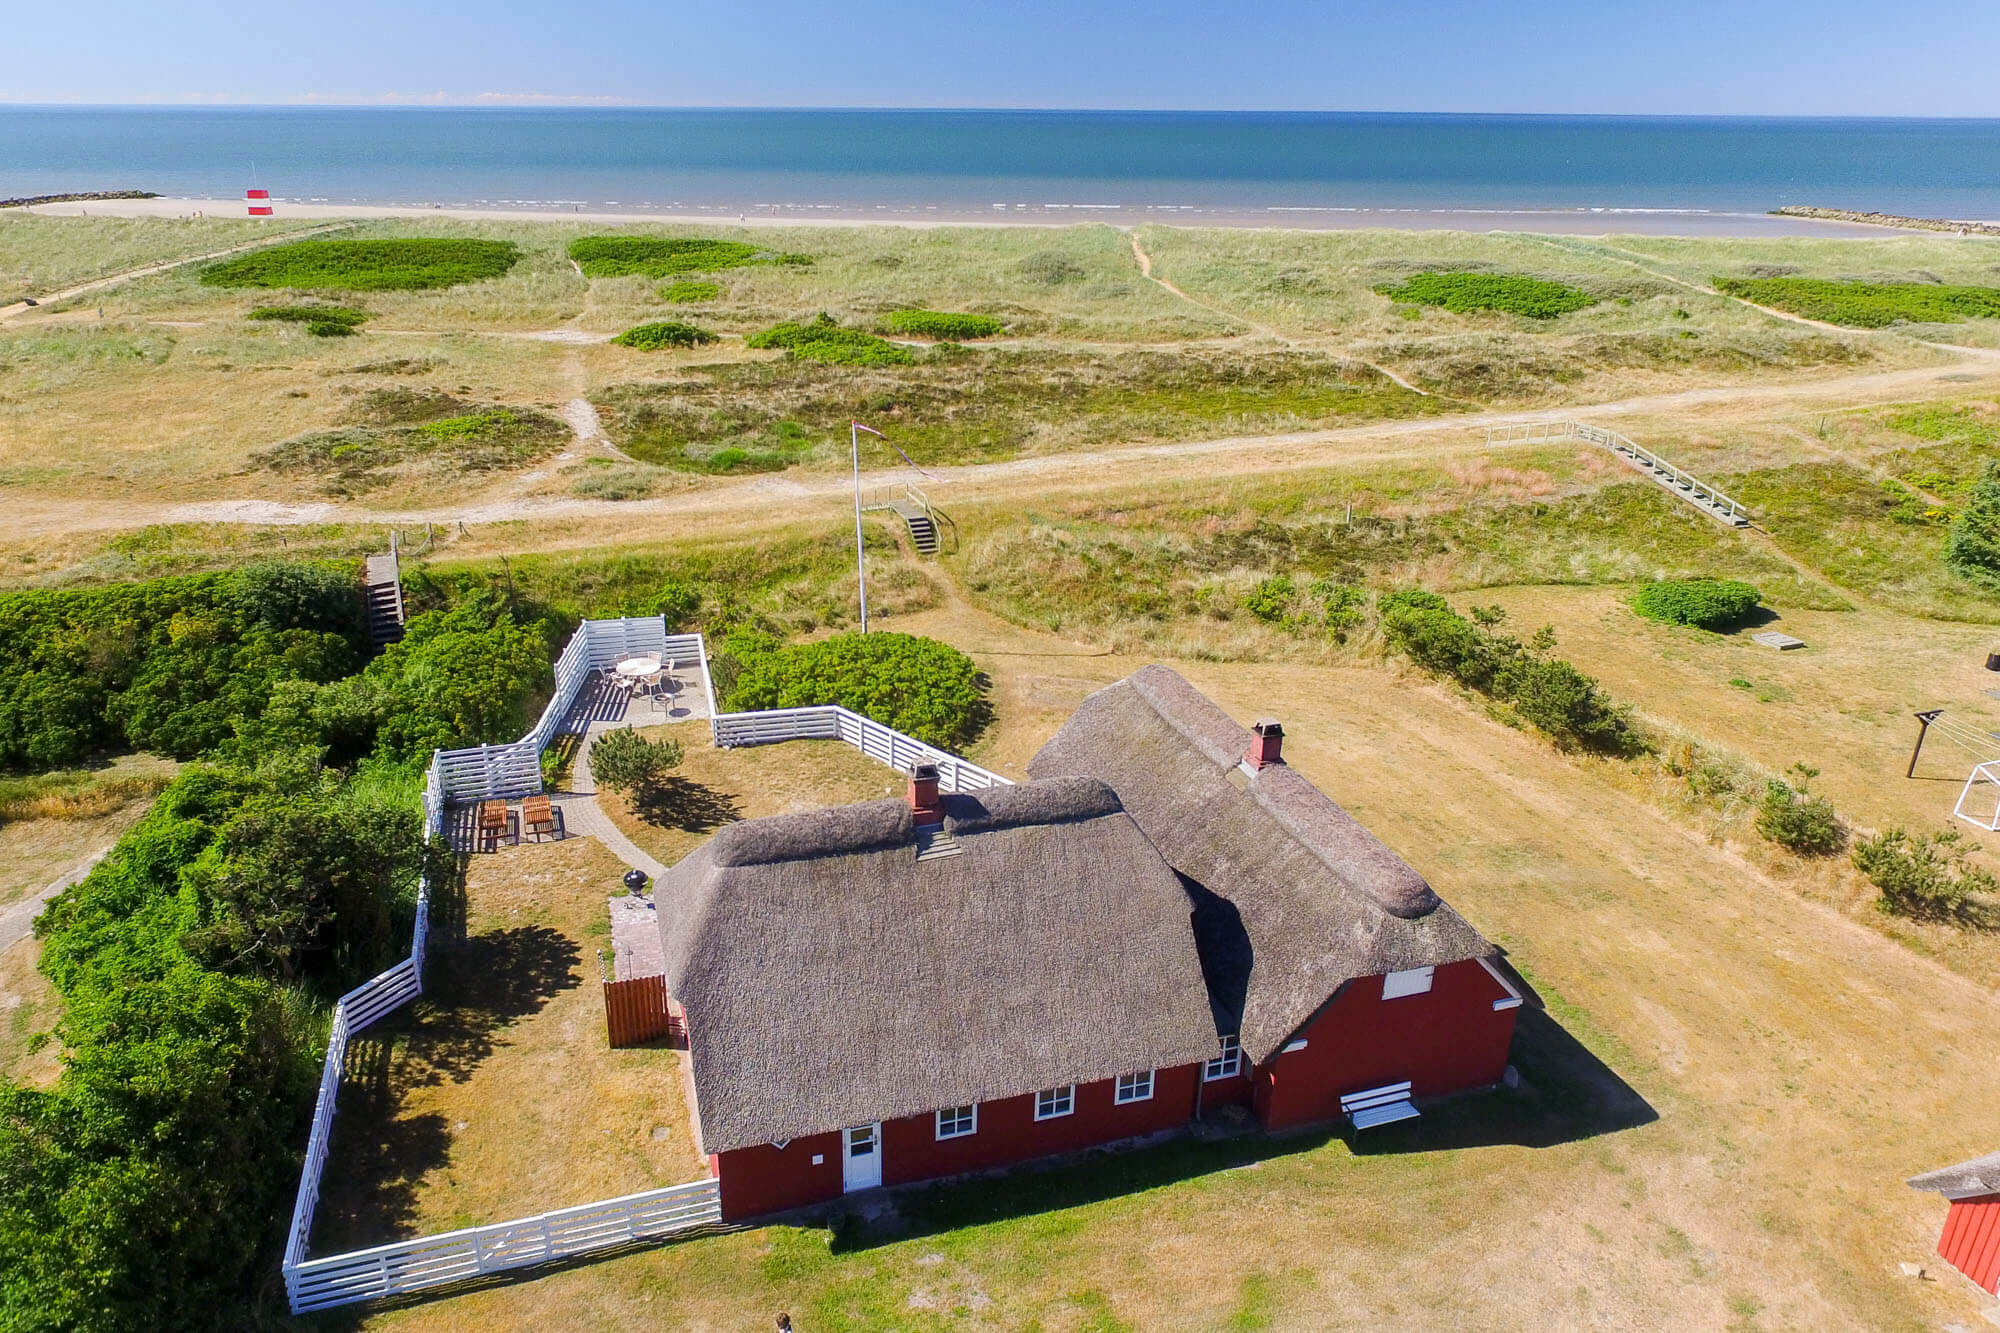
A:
1773 206 2000 237
0 190 159 209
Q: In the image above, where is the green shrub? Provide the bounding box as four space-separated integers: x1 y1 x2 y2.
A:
1376 272 1597 319
1852 826 1996 922
881 310 1005 340
1379 591 1633 753
3 757 426 1331
201 239 519 291
1714 276 2000 327
587 727 684 798
567 236 763 278
1631 578 1764 629
660 280 721 303
611 321 718 350
1311 579 1370 642
1754 764 1845 855
1244 575 1295 624
727 631 988 750
247 305 368 336
1946 461 2000 588
746 313 914 367
307 593 553 765
0 565 364 769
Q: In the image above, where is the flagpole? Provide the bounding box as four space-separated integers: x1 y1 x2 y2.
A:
851 420 869 634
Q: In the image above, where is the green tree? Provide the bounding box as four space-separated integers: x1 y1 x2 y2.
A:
588 728 685 800
1853 826 1996 922
1945 461 2000 587
1754 763 1845 856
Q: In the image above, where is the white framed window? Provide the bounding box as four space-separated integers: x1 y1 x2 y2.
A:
1383 966 1435 1000
1204 1034 1242 1082
1282 1038 1309 1054
771 1138 791 1151
1034 1085 1075 1120
935 1104 977 1140
1114 1070 1154 1104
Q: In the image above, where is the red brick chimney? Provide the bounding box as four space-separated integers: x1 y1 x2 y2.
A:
1244 720 1284 770
907 763 944 825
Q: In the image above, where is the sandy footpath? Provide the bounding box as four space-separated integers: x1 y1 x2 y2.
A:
11 195 1916 237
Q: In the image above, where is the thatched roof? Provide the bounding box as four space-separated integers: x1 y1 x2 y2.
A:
655 777 1219 1153
1910 1151 2000 1198
1028 665 1496 1066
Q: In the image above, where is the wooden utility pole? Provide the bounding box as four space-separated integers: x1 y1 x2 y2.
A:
1908 709 1945 778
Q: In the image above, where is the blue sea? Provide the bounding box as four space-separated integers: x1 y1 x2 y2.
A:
4 108 2000 230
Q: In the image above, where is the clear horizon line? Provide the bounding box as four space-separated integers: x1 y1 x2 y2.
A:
3 100 2000 122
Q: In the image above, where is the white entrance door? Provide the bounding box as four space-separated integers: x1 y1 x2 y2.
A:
842 1123 882 1192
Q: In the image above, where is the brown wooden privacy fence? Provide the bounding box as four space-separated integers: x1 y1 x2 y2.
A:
604 974 683 1047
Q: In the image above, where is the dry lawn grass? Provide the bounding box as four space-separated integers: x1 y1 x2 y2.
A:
362 595 2000 1331
0 941 62 1090
594 723 922 870
0 755 175 909
311 835 707 1253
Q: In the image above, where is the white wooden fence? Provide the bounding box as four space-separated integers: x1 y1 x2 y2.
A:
283 617 719 1313
434 619 712 803
284 621 1013 1312
286 1178 722 1312
712 705 1012 792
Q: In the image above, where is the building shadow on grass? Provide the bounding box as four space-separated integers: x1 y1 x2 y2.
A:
832 1006 1654 1254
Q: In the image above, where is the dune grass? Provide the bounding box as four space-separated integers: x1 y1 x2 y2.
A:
597 345 1455 472
659 280 721 303
568 236 764 278
1377 271 1599 319
247 304 368 336
200 238 521 291
1714 276 2000 327
879 310 1006 340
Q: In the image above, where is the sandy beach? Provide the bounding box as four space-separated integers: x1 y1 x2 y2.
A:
10 194 1918 236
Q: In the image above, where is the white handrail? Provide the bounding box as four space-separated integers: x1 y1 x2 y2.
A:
1486 418 1750 524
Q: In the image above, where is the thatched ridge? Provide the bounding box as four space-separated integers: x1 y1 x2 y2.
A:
1028 665 1496 1065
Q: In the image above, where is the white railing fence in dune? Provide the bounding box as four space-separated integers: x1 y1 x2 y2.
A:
712 704 1012 793
282 616 1009 1312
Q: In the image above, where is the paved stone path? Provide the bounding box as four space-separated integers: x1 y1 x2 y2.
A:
551 715 671 883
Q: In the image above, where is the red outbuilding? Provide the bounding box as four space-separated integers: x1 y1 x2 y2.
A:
1910 1152 2000 1294
653 666 1523 1223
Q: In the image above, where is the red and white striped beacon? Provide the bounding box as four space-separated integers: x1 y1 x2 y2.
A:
247 188 273 217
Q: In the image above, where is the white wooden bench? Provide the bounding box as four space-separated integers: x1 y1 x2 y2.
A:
1340 1081 1419 1130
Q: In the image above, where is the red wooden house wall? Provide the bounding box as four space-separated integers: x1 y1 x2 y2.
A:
711 1067 1200 1222
1254 957 1518 1132
1939 1194 2000 1294
703 960 1519 1223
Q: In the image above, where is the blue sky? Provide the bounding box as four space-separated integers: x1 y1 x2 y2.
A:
10 0 2000 116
